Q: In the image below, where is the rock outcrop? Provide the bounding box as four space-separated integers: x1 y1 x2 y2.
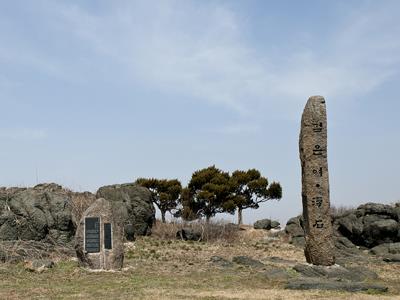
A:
0 182 156 243
254 219 280 230
335 203 400 248
176 228 202 241
96 183 155 238
0 183 75 244
285 202 400 251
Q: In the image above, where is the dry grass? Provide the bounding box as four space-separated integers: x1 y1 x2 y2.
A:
152 219 240 243
330 205 355 217
1 223 399 299
68 192 96 226
0 240 74 263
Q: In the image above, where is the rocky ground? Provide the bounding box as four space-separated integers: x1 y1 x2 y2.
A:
0 225 399 299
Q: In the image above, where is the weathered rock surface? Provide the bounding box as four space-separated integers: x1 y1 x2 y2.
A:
285 216 305 246
335 203 400 248
286 202 400 253
262 267 291 281
253 219 280 230
96 183 155 237
382 254 400 262
176 228 202 241
0 183 76 243
209 256 233 268
293 264 378 282
299 96 335 266
370 242 400 256
270 220 280 229
264 256 297 266
75 198 124 270
286 279 388 292
254 219 271 230
287 263 386 292
24 259 54 273
232 256 264 268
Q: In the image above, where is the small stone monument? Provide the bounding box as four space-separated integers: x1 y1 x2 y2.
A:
75 198 124 270
299 96 335 266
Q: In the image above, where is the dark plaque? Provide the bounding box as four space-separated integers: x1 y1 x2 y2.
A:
85 217 100 253
104 223 112 250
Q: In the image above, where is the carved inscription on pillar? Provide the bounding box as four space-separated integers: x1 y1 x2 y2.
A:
299 96 335 266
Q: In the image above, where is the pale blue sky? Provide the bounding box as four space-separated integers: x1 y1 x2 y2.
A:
1 0 399 224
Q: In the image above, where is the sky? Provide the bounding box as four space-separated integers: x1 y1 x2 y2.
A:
1 0 399 225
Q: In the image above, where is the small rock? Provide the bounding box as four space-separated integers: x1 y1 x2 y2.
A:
285 216 304 238
232 256 264 268
265 256 297 265
370 242 400 256
254 219 272 230
24 259 54 272
270 221 281 229
210 256 233 268
176 228 202 241
346 266 378 280
363 219 399 247
124 224 135 241
382 254 400 263
263 267 291 281
293 264 377 282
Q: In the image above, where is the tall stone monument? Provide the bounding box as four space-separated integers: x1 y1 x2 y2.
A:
299 96 335 266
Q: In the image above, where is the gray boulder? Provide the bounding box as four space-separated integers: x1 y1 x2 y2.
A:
357 203 399 220
96 183 155 237
0 183 75 244
176 228 202 241
254 219 271 230
271 220 280 229
362 219 399 247
285 216 305 246
210 256 233 268
382 254 400 263
370 242 400 256
24 259 55 272
333 202 400 248
335 213 363 245
232 256 265 268
285 216 304 237
292 264 377 282
254 219 280 230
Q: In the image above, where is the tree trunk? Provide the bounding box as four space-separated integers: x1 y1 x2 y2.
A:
206 215 211 223
238 207 243 225
161 211 166 223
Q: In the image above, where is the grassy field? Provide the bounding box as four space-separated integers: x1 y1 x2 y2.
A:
0 225 399 300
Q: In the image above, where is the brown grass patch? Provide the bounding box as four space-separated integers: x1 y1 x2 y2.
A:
151 219 240 243
68 192 96 226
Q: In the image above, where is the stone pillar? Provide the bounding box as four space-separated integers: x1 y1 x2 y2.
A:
299 96 335 266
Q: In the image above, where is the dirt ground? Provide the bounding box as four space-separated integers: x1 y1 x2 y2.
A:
0 225 399 299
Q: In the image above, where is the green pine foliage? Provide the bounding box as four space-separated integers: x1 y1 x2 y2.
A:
137 166 282 224
229 169 282 224
136 178 182 223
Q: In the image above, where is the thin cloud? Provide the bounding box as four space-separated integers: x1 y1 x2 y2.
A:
1 1 399 114
0 129 47 140
59 1 399 109
215 123 261 135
